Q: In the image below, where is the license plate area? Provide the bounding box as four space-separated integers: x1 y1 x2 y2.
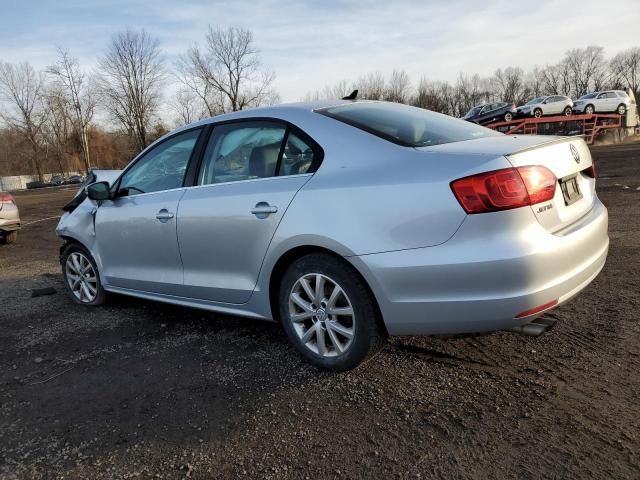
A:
559 174 582 206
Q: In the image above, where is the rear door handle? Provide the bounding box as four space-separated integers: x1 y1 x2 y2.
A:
156 209 174 222
251 202 278 218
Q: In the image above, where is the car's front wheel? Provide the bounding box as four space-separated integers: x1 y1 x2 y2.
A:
61 243 106 306
585 104 595 115
279 253 386 371
617 104 627 115
533 108 543 118
504 112 513 122
563 106 572 116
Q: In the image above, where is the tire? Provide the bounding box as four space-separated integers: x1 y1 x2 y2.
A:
585 104 595 115
504 112 513 122
279 253 386 371
533 108 543 118
61 243 107 306
617 104 627 115
0 231 17 244
563 106 572 116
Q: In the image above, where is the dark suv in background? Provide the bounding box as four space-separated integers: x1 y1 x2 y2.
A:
462 102 517 125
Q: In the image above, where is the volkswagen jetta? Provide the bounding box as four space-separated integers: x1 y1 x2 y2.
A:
56 100 609 371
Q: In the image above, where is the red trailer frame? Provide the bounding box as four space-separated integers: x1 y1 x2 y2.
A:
485 113 622 144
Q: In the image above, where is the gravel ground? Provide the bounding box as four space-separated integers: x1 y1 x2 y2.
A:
1 142 639 479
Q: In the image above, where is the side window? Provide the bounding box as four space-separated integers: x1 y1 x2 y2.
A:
278 132 315 175
198 122 286 185
597 93 607 99
118 129 201 196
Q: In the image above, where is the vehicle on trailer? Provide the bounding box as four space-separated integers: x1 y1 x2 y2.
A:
26 180 47 189
516 95 573 118
462 102 517 124
573 90 632 115
57 99 609 371
0 193 20 244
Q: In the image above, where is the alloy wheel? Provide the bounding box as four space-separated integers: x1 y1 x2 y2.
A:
65 252 98 303
288 273 355 357
617 105 626 115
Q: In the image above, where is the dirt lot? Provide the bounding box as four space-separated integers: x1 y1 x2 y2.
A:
1 143 639 480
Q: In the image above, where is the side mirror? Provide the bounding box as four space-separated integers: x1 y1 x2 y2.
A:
87 181 111 201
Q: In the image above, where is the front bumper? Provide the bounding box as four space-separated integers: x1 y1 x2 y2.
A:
350 198 609 336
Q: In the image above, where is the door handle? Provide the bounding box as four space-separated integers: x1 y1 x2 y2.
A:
156 209 174 222
251 202 278 219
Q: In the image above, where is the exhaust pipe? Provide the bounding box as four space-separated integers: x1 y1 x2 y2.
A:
508 316 557 337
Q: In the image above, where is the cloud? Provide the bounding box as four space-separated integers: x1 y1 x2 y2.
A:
0 0 639 102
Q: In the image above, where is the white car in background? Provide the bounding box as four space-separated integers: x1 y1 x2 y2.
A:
516 95 573 118
573 91 632 115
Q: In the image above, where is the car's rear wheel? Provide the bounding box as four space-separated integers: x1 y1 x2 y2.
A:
61 243 106 306
617 104 627 115
563 106 572 116
504 112 513 122
279 253 386 371
533 108 543 118
585 104 595 115
1 231 17 244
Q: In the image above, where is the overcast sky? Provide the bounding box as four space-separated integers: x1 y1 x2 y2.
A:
1 0 639 102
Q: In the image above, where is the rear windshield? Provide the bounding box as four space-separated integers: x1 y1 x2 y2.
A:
316 102 501 147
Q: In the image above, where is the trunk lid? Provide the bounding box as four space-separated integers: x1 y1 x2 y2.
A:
419 135 596 233
504 136 595 232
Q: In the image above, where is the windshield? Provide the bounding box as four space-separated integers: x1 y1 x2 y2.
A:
525 97 546 105
317 102 501 147
579 93 598 99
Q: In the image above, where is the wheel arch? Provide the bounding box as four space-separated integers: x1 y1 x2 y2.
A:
267 245 387 334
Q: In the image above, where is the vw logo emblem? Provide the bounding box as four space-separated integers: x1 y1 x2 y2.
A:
570 144 580 164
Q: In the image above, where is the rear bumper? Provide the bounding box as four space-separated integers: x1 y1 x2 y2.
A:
350 198 609 336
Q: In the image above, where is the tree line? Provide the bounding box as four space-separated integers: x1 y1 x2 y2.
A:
0 26 276 178
307 46 640 118
1 28 638 179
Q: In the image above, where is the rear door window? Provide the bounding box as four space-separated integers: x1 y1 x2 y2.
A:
198 122 286 185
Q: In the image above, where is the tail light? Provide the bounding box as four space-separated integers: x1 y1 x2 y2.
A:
0 193 15 205
451 166 556 214
583 163 596 178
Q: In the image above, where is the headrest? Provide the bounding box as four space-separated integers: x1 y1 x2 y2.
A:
249 143 280 178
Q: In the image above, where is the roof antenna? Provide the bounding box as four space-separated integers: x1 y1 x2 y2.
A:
342 89 358 100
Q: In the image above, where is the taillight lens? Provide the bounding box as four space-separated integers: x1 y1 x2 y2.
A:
0 193 15 205
451 166 556 214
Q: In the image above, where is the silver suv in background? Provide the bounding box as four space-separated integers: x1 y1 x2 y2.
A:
573 90 632 115
517 95 573 118
0 193 20 244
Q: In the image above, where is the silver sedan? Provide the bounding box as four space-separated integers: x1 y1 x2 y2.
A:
56 100 609 371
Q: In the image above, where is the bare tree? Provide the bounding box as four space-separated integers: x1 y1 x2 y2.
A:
412 78 452 114
178 26 276 114
41 86 73 174
356 72 385 100
47 48 96 172
168 88 206 126
564 46 607 97
610 47 640 100
98 29 165 151
0 62 46 179
384 70 411 103
492 67 528 104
